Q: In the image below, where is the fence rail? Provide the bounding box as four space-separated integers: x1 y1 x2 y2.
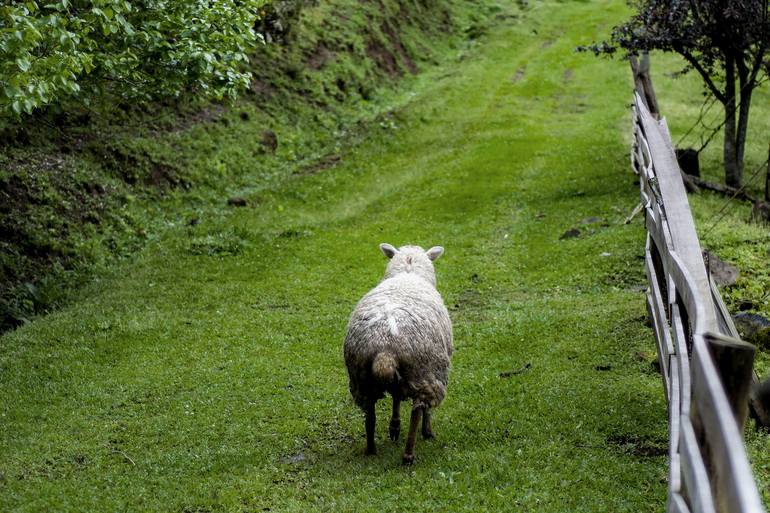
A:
631 87 765 513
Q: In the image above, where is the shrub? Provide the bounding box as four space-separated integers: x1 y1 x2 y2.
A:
0 0 268 118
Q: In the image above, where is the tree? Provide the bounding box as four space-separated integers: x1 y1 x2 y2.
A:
598 0 770 187
0 0 268 118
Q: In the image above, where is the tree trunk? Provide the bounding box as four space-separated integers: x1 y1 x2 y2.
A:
723 105 740 188
723 55 741 187
735 61 754 189
766 142 770 202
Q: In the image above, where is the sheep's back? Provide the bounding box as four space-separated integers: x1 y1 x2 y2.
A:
344 274 453 405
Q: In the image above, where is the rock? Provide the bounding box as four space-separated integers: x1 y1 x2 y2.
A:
751 328 770 350
733 313 770 339
751 201 770 225
702 250 739 286
261 130 278 153
280 452 306 464
559 228 581 240
579 216 602 225
227 197 248 207
733 313 770 350
750 378 770 429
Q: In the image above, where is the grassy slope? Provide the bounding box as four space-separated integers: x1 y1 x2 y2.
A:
0 1 676 511
0 0 492 331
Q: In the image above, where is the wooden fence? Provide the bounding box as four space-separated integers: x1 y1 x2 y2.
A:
631 86 765 513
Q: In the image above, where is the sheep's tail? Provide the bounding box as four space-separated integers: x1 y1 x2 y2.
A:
372 352 398 385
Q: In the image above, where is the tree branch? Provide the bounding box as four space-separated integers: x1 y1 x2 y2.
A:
679 49 727 103
686 174 760 203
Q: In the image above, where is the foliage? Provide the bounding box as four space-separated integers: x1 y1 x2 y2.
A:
0 0 267 118
592 0 770 187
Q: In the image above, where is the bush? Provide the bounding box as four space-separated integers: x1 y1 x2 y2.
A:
0 0 268 118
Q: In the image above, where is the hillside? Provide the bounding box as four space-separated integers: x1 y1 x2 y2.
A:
0 0 500 331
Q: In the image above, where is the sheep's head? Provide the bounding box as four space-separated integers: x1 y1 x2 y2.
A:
379 243 444 286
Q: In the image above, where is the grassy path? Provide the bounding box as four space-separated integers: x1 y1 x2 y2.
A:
1 2 670 511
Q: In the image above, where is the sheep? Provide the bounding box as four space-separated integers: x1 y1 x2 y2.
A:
343 243 453 464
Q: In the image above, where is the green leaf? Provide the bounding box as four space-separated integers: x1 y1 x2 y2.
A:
16 56 31 72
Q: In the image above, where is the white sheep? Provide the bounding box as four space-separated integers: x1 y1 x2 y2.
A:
343 243 453 464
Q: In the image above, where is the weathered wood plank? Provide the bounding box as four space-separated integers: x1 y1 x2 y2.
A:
646 244 674 378
709 274 740 338
635 94 717 333
669 352 682 494
631 136 644 176
640 189 651 210
666 251 707 336
647 291 671 400
638 128 652 171
646 212 672 277
691 335 765 513
680 414 717 513
671 303 691 416
668 492 692 513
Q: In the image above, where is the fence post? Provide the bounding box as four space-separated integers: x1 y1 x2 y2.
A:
630 52 660 119
704 332 756 434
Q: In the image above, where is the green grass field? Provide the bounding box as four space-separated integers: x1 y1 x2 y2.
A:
5 0 769 511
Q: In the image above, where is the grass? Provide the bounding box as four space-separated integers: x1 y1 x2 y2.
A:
0 0 708 511
0 0 496 331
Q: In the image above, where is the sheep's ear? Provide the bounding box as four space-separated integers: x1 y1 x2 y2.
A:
426 246 444 261
380 243 398 259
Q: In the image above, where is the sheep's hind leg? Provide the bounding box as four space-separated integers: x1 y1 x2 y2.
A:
402 403 424 465
365 402 376 455
389 395 401 441
421 408 435 439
